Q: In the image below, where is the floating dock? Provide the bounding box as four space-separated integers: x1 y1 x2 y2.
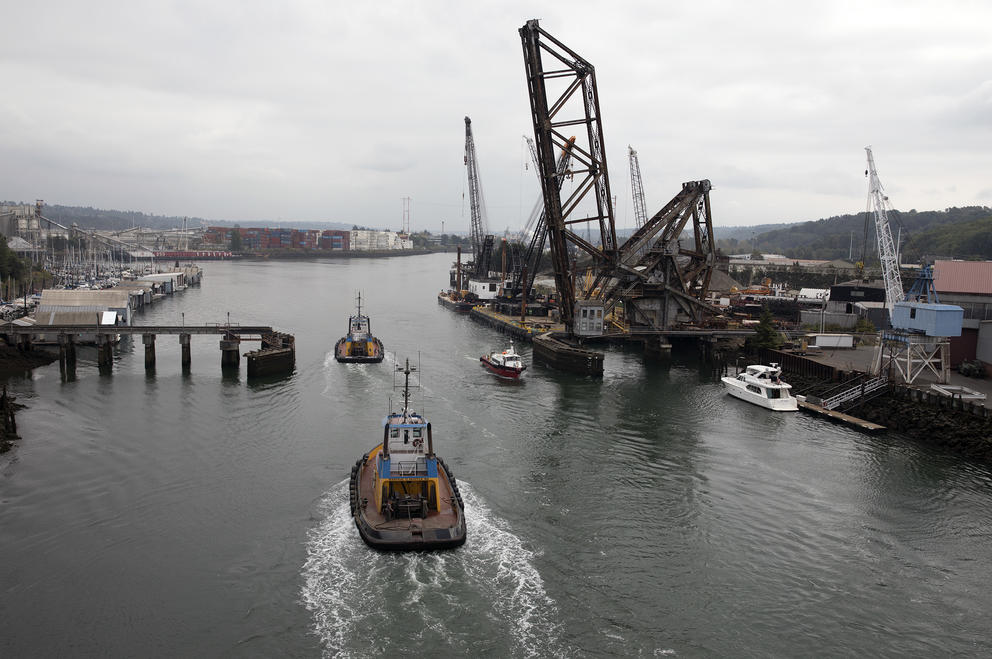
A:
796 399 886 434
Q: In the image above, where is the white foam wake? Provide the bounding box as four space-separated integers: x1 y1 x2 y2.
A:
301 481 567 658
457 483 566 657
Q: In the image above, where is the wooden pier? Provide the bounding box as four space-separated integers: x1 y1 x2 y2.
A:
796 398 887 434
468 306 561 341
2 324 295 377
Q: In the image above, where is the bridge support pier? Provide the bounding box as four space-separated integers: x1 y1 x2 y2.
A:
180 333 191 372
220 336 240 370
143 333 156 369
58 333 77 377
96 334 113 372
643 336 672 361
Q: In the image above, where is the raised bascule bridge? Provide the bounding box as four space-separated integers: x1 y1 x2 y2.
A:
516 20 739 374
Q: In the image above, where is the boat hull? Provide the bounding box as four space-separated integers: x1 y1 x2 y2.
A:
437 292 474 313
349 451 467 551
480 356 525 379
721 377 798 411
334 337 384 363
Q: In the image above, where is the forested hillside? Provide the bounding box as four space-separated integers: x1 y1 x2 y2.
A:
0 202 204 231
2 201 353 232
717 206 992 261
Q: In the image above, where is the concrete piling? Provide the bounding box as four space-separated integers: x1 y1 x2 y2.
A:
143 333 156 369
180 333 191 372
643 336 672 361
96 334 113 372
219 336 240 369
57 333 77 375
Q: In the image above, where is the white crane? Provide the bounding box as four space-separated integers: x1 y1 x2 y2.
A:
865 146 903 318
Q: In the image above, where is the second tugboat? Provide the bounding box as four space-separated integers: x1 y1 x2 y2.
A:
334 292 384 363
480 341 526 379
349 359 467 550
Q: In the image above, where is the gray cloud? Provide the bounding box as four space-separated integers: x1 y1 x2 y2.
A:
1 1 990 230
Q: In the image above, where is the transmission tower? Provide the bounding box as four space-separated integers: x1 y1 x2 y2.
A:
401 197 411 234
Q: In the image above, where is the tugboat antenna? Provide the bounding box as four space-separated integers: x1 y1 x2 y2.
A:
395 358 418 414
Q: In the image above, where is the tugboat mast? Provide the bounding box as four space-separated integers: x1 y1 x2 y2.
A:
399 358 417 416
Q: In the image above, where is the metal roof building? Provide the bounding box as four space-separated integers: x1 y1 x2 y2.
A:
37 289 134 325
933 260 992 296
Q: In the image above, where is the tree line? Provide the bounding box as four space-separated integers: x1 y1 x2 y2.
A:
717 206 992 262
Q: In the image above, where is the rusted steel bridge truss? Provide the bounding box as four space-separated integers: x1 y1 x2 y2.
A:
520 19 618 333
598 180 720 330
520 20 718 334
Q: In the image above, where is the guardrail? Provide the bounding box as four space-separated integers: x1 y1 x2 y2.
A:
819 377 889 410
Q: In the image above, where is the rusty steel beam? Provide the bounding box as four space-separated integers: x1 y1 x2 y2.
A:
520 19 617 334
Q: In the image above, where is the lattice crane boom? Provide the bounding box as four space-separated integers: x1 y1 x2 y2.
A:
865 146 904 316
628 146 648 229
510 138 576 301
524 136 540 178
464 116 489 268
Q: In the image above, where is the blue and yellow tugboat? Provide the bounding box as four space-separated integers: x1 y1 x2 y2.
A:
334 292 384 363
349 359 467 550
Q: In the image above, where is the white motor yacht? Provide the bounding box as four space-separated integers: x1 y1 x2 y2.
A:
721 363 799 411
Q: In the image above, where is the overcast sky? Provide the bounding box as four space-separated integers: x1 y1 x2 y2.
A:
2 1 990 233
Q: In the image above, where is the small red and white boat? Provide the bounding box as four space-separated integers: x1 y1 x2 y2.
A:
480 342 527 379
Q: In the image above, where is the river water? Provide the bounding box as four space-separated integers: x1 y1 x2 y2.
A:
2 252 991 657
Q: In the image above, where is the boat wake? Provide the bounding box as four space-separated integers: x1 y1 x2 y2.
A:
301 481 567 658
322 351 381 400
